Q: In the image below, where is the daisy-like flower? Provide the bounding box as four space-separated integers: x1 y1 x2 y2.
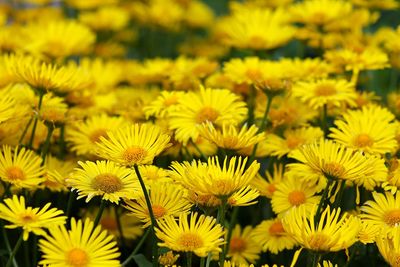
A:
144 91 184 119
283 204 360 252
0 91 15 124
329 105 397 155
66 114 128 156
0 195 66 240
264 126 324 158
358 219 381 244
227 225 261 264
0 145 45 189
168 87 247 144
39 218 121 267
68 160 141 203
138 165 172 186
291 79 357 109
360 191 400 236
250 164 285 199
252 218 297 254
376 227 400 267
124 182 192 227
155 212 225 257
170 156 260 198
158 251 180 266
198 122 265 151
42 156 76 192
96 123 171 166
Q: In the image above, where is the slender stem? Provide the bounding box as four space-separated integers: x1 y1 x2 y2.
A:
133 164 158 267
1 221 18 267
200 257 205 267
246 85 256 125
18 117 33 145
189 139 207 161
186 252 192 267
122 227 151 266
314 179 334 225
23 240 30 267
217 198 228 267
322 104 328 137
224 207 239 256
58 124 66 159
332 180 346 209
205 253 212 267
92 200 106 229
351 68 360 85
6 232 23 267
31 235 38 267
114 206 126 247
41 124 54 164
310 252 321 267
28 90 45 149
66 191 74 218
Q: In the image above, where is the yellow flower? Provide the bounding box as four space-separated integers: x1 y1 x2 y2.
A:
68 160 141 203
283 204 360 252
124 182 192 228
358 219 381 244
376 227 400 267
155 212 225 257
352 0 399 9
138 165 172 186
318 260 338 267
252 218 297 254
39 218 121 267
0 195 66 240
223 57 266 85
96 123 171 166
144 91 185 119
170 156 259 198
0 145 45 189
159 251 180 266
0 90 15 124
329 105 397 155
291 78 357 109
169 87 247 144
79 6 129 31
66 0 117 9
227 225 261 264
39 93 68 124
198 122 265 151
66 114 128 156
42 156 76 192
250 164 284 199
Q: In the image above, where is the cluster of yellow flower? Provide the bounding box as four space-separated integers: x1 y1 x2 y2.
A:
1 0 400 267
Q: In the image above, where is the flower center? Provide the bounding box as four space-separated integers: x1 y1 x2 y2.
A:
353 133 373 148
286 136 304 149
151 204 167 219
223 136 239 149
163 96 179 107
100 217 118 231
384 209 400 227
89 129 108 143
213 179 234 195
229 236 247 253
269 221 285 236
66 248 89 267
92 173 122 193
122 147 147 164
314 84 336 96
267 184 277 195
196 107 219 124
245 68 263 82
177 233 204 251
6 166 25 180
20 213 36 223
323 162 345 179
288 190 306 206
308 232 330 251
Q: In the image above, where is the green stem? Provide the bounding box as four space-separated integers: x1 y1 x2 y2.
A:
23 240 30 267
200 257 205 267
133 164 158 267
1 221 18 267
6 232 23 267
121 227 151 266
66 191 74 219
314 179 334 225
114 206 126 247
332 180 346 209
189 139 207 161
92 200 106 229
186 252 192 267
18 117 33 145
31 235 38 267
40 124 54 164
247 85 256 125
58 124 66 159
322 104 328 137
28 90 45 149
310 252 321 267
217 198 228 267
224 207 239 256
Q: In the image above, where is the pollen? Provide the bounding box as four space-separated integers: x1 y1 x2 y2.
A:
384 209 400 227
151 204 167 219
314 83 336 96
323 162 345 179
177 232 204 250
268 221 285 236
66 248 89 267
354 133 374 148
308 232 330 252
89 129 108 143
229 236 247 253
92 173 122 193
122 146 147 164
196 107 219 124
288 190 306 206
6 166 25 180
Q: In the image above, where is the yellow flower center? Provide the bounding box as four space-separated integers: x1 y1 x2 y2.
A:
89 129 108 143
288 190 306 206
163 96 179 107
308 232 330 251
267 184 276 195
20 213 36 223
314 84 336 96
268 221 285 236
151 204 167 219
177 233 204 250
323 162 345 179
213 179 234 195
100 217 118 231
122 147 147 164
159 251 179 266
41 109 65 123
92 173 122 193
223 136 239 149
286 136 304 149
66 248 89 267
6 166 25 180
196 107 219 124
353 133 374 148
245 68 263 82
384 209 400 227
229 236 247 253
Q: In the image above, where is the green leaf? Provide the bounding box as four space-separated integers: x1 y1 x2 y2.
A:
133 254 152 267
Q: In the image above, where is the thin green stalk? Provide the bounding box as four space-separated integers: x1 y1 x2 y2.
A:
122 227 151 266
31 235 38 267
18 117 33 145
310 252 321 267
66 191 74 218
23 240 30 267
314 179 334 225
28 90 45 149
133 164 158 267
92 200 106 229
58 124 66 159
6 232 23 267
332 180 346 209
247 85 256 125
322 104 328 137
200 257 205 267
41 124 54 164
217 198 228 267
224 207 239 256
1 221 18 267
186 252 192 267
189 139 207 161
114 206 126 247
